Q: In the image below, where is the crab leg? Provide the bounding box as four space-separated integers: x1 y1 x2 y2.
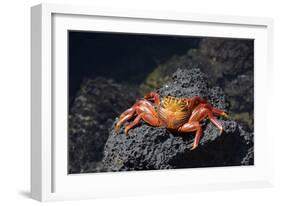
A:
115 112 135 132
119 107 135 119
211 107 229 118
124 112 161 135
178 103 224 150
190 104 224 133
124 101 160 134
178 121 202 150
115 99 159 133
124 114 142 134
208 112 223 135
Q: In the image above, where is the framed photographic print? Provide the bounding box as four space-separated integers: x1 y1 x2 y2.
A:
31 3 274 201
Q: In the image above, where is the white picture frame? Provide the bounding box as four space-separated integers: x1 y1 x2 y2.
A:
31 3 274 202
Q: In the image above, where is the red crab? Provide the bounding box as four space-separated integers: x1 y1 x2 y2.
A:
115 92 228 150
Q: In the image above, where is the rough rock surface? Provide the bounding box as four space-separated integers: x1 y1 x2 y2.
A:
102 69 254 172
68 77 138 173
140 38 254 131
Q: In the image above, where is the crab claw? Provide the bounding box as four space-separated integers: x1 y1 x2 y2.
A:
144 94 153 101
143 92 160 106
143 94 149 99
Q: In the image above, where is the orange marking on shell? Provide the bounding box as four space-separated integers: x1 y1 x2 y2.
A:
162 96 188 112
159 96 190 129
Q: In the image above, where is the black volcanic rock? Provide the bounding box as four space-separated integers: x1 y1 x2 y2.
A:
102 69 254 172
68 77 138 173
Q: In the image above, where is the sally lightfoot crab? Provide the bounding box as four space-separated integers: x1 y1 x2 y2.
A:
115 92 228 150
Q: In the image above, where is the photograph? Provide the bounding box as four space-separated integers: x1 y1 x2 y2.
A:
67 31 254 174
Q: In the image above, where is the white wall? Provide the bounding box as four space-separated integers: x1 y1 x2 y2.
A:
0 0 280 205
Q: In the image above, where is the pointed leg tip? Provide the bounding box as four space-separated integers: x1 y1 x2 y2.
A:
222 112 229 119
124 128 129 136
191 145 198 151
114 125 120 133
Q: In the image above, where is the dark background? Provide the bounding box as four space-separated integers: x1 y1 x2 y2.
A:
68 31 201 106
